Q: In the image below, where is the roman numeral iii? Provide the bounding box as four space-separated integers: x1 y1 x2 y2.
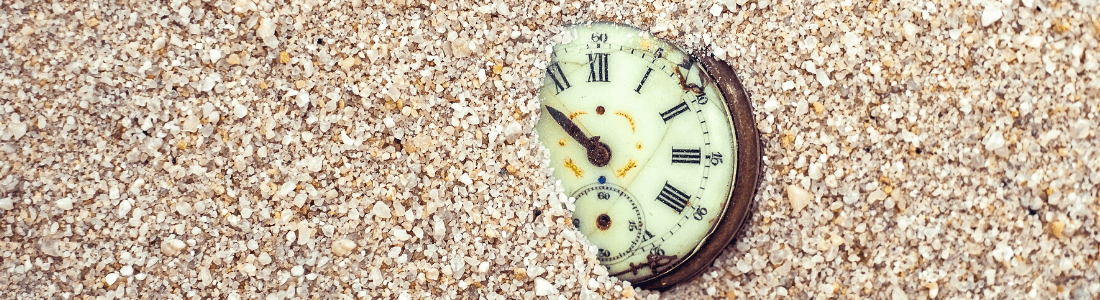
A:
656 182 690 213
546 62 571 94
588 53 609 82
671 148 701 164
660 102 689 122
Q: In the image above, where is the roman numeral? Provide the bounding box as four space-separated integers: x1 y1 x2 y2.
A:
656 182 690 213
546 62 571 94
587 53 609 82
660 102 689 122
635 67 653 94
671 148 701 164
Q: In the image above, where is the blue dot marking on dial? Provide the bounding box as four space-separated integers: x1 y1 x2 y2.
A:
598 176 606 184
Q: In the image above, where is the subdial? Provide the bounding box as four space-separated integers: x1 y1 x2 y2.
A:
571 183 646 264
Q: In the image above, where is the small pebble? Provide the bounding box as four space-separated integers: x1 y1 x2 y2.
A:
372 202 392 219
209 49 224 62
118 200 132 218
7 122 26 140
105 272 120 285
109 186 121 200
258 18 279 48
981 5 1003 26
787 185 812 212
120 265 134 277
161 239 187 256
56 198 74 210
1051 221 1065 239
534 277 558 296
709 3 723 17
332 239 357 256
983 131 1005 151
392 228 411 241
258 253 272 265
227 53 241 65
867 190 887 203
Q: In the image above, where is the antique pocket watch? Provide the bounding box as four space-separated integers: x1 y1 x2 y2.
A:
535 22 762 290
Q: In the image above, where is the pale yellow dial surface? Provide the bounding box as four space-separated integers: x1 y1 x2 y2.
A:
536 22 739 282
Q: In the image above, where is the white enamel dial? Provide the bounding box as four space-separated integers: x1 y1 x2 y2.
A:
536 22 740 283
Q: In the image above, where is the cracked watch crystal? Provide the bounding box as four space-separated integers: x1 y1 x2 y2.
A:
536 22 762 289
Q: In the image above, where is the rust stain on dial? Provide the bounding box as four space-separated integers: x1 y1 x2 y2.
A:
596 214 612 230
674 67 704 94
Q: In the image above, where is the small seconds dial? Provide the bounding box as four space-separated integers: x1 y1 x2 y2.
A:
570 183 645 264
536 22 762 289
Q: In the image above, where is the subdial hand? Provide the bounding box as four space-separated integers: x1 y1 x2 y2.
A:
545 106 612 167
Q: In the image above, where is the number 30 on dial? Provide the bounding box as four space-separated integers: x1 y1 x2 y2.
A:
536 22 762 290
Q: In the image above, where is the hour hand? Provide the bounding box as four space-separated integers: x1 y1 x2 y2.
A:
545 106 612 167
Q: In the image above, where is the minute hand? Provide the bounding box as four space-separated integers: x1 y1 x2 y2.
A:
545 106 612 167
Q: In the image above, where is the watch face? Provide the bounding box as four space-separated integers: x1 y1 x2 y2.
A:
535 22 759 288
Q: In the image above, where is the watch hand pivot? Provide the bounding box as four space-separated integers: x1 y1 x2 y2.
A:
545 106 613 167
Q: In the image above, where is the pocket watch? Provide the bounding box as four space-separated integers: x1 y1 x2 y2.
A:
535 22 762 290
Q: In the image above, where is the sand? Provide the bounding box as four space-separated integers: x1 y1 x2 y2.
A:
0 0 1098 299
